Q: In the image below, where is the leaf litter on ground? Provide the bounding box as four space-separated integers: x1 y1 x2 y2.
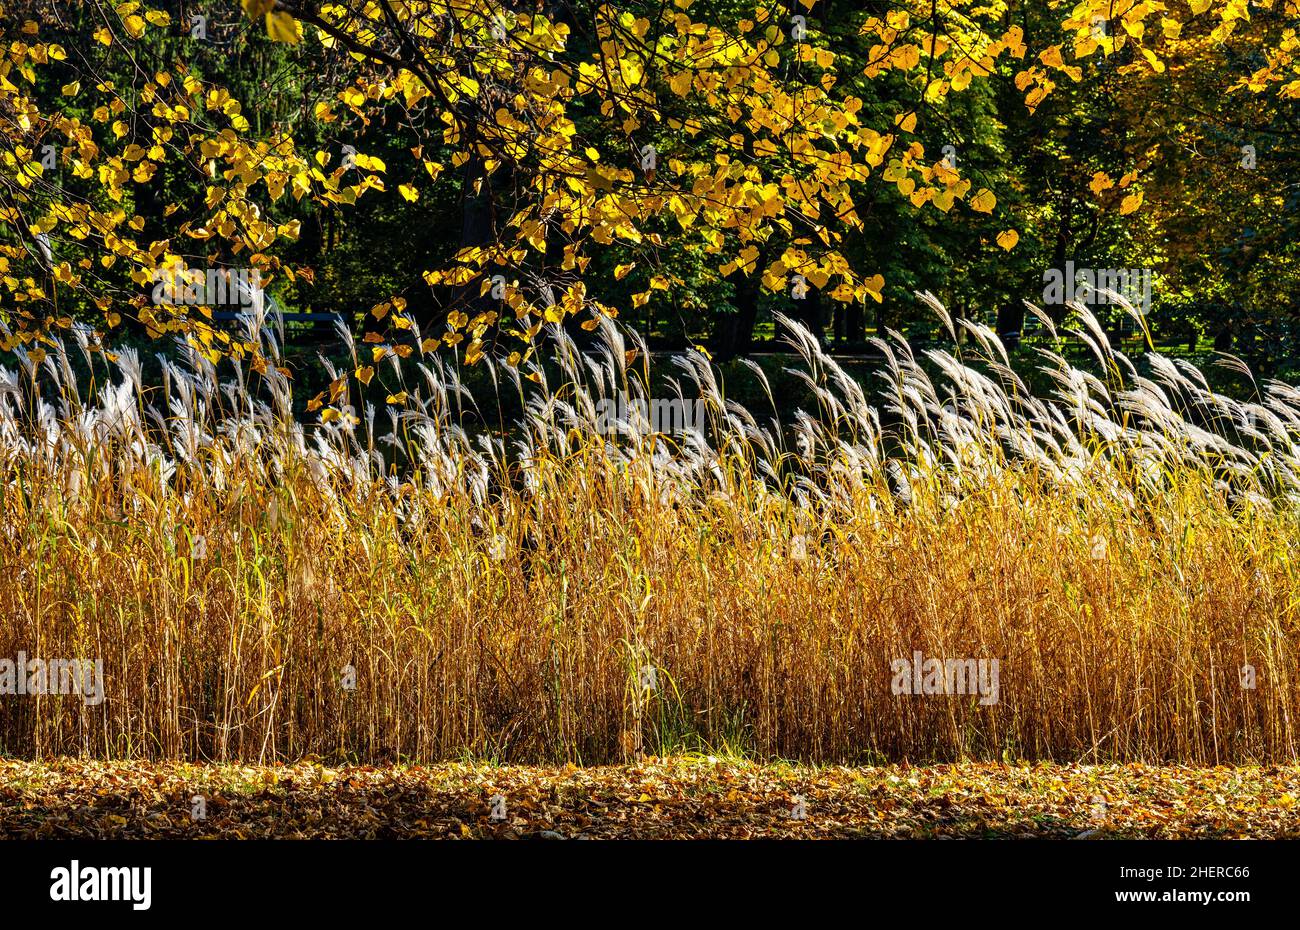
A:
1 758 1296 839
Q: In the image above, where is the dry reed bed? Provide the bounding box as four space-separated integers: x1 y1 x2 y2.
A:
1 296 1298 764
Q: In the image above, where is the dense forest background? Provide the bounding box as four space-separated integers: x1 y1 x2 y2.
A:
4 0 1300 395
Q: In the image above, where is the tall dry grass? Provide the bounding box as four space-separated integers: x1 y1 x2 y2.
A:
1 294 1298 764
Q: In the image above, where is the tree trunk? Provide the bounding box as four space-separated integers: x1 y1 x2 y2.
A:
713 269 761 360
997 303 1025 350
795 287 825 346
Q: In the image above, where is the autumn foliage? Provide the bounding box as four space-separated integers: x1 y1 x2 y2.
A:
4 1 1300 373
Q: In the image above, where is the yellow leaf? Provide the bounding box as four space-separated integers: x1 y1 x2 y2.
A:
356 365 375 385
970 189 997 214
996 229 1019 251
265 11 301 44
